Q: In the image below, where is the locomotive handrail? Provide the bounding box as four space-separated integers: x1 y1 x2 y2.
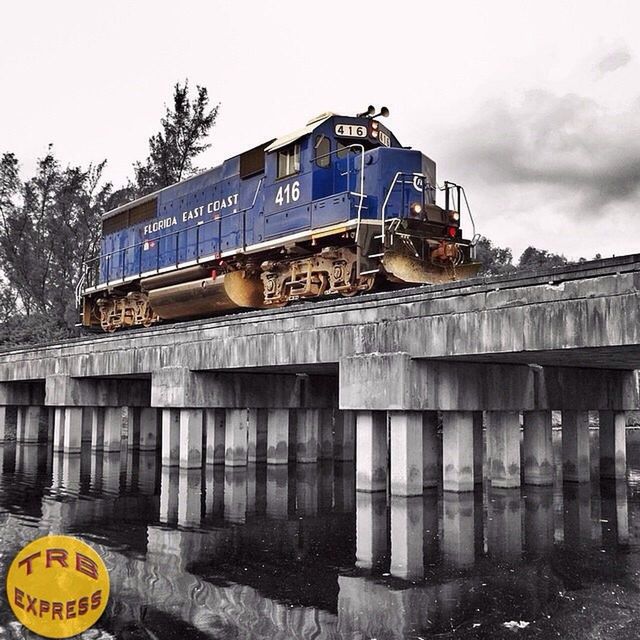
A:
83 202 256 291
380 172 428 246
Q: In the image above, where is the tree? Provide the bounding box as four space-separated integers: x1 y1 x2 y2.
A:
133 81 219 197
518 246 568 270
0 148 111 334
474 236 517 275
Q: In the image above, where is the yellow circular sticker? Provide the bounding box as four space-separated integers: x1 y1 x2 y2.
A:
6 535 110 639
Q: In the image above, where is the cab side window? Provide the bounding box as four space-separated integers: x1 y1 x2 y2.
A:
315 135 331 168
336 141 349 159
277 143 300 179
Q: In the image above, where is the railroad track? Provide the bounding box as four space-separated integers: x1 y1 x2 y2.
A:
2 252 639 356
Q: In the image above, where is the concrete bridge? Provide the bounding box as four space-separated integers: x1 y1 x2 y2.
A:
1 254 639 495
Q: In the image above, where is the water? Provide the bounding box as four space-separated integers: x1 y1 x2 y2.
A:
0 432 639 639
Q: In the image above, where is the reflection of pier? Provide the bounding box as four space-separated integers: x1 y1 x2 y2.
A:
1 440 634 638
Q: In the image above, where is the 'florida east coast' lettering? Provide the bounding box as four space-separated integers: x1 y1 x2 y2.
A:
143 194 239 236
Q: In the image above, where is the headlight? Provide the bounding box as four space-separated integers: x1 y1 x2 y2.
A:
410 203 423 216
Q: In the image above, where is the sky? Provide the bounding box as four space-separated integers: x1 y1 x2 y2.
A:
1 0 639 261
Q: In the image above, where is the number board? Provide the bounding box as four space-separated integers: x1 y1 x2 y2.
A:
334 123 367 138
378 130 391 147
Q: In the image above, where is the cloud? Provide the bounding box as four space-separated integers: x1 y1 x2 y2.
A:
447 89 640 215
595 46 632 76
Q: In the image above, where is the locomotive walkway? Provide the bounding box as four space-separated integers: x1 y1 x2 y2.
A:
1 253 639 495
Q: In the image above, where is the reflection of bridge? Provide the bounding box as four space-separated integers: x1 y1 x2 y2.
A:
0 443 634 638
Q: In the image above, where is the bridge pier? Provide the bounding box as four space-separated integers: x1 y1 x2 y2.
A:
422 412 439 488
599 410 627 479
161 409 180 466
442 412 475 492
248 409 267 463
562 410 590 482
266 409 291 464
389 411 423 496
334 410 356 461
16 405 42 443
487 411 521 489
355 411 387 492
296 409 320 463
180 409 204 469
205 409 226 464
523 411 553 486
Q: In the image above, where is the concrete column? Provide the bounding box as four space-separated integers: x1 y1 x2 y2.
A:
161 408 180 466
390 496 424 580
19 406 41 443
53 408 65 452
0 406 7 441
15 407 25 442
523 410 553 486
487 411 521 488
296 409 319 463
266 409 290 464
389 411 423 496
355 411 387 492
355 491 388 570
247 409 267 463
335 410 355 461
81 408 92 443
599 410 626 480
103 407 123 453
422 411 439 488
62 407 83 453
126 407 140 450
472 411 483 484
139 408 159 451
179 409 203 469
443 493 475 569
90 408 105 451
225 408 248 467
442 411 474 492
562 410 590 483
205 408 225 464
319 409 334 459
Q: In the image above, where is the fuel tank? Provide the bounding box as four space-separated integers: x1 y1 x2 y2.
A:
146 271 266 320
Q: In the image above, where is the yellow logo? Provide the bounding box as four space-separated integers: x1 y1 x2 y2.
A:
6 535 110 639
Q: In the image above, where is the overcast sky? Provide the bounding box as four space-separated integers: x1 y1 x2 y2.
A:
1 0 639 260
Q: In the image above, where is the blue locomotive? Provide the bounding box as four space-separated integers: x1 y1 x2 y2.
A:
79 107 480 331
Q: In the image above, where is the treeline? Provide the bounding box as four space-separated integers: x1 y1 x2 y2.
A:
475 236 594 275
0 82 218 346
0 86 596 347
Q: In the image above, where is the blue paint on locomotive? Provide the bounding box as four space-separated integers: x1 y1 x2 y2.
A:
97 114 438 285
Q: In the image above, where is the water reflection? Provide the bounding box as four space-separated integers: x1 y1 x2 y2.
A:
0 437 637 639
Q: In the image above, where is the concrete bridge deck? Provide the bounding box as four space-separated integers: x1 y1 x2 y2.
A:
0 253 639 498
